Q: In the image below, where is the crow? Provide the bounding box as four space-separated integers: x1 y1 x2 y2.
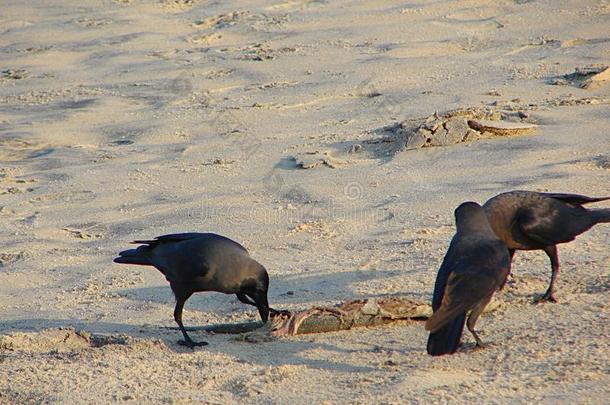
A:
426 202 511 356
483 191 610 302
114 233 272 347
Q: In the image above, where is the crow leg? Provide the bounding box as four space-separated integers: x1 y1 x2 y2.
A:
502 249 516 286
173 293 208 348
536 245 559 303
467 295 492 349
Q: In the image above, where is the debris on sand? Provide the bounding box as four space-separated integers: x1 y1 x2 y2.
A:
193 296 502 341
269 297 432 337
550 65 610 89
467 119 537 136
389 107 536 151
292 150 345 169
298 107 540 166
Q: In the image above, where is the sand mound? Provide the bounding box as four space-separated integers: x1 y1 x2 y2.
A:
0 328 133 353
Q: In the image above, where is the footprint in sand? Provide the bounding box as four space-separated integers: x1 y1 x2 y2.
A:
192 11 250 29
0 252 25 267
62 227 104 240
0 167 37 194
1 68 28 80
73 17 113 28
187 33 222 45
160 0 198 10
592 156 610 170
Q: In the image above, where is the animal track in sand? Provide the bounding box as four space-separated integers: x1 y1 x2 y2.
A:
192 11 250 29
187 33 222 45
0 138 54 162
191 11 287 31
62 228 104 240
246 81 300 91
160 0 198 10
592 156 610 170
63 221 106 236
1 68 28 80
0 252 25 267
218 43 299 61
73 17 113 28
0 167 37 194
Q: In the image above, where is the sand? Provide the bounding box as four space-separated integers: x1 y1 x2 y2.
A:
1 0 609 403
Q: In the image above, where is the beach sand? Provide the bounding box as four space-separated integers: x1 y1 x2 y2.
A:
1 0 609 403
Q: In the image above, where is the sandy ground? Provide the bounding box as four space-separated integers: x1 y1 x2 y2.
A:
1 0 609 403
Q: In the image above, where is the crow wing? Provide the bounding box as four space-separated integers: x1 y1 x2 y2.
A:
131 232 248 252
540 193 610 206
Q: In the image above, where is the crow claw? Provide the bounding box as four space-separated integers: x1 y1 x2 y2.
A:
178 339 208 348
534 293 557 304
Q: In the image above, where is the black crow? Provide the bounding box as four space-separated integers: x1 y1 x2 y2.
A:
114 233 271 347
483 191 610 302
426 202 511 356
